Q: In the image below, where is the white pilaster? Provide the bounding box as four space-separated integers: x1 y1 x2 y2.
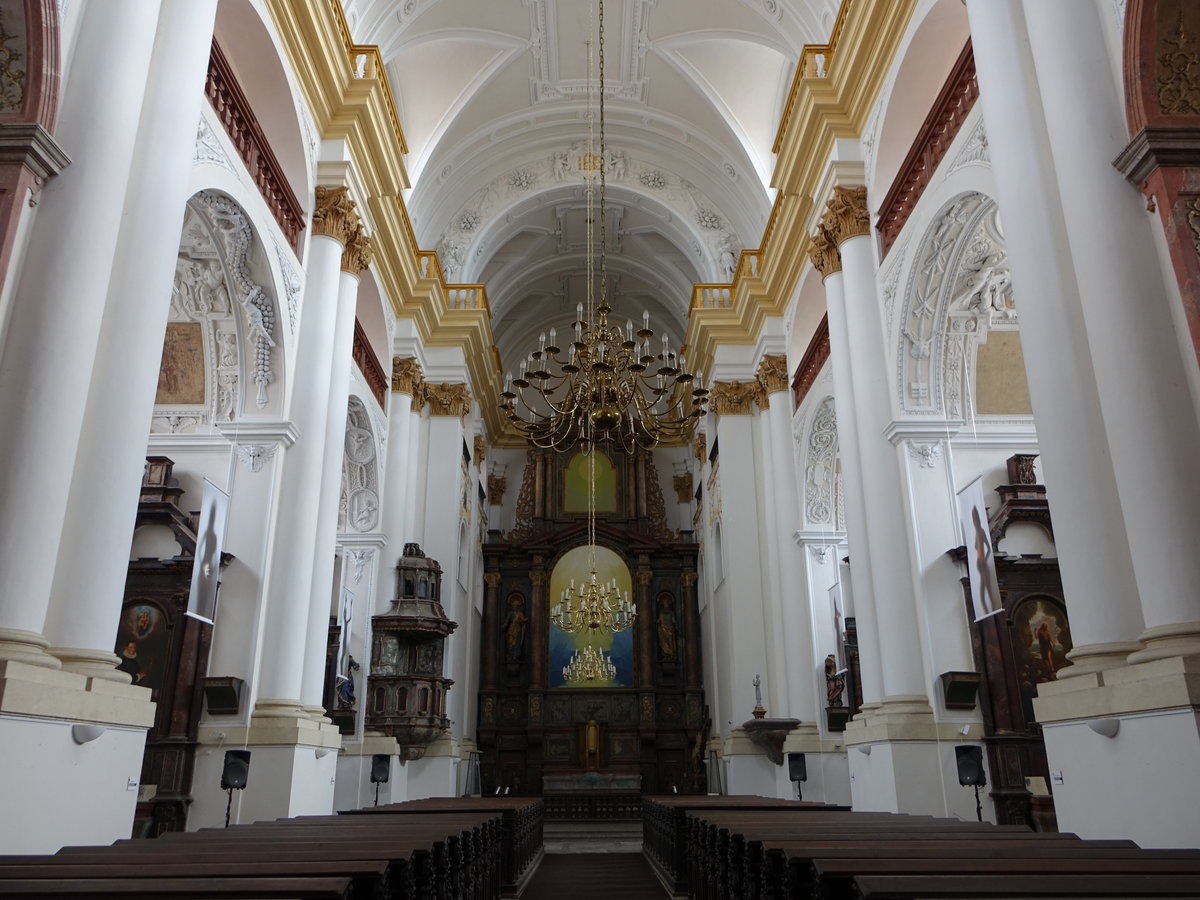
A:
0 0 163 666
44 0 220 681
964 0 1145 673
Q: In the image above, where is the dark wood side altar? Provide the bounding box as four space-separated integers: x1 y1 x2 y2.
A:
961 455 1071 830
479 448 706 800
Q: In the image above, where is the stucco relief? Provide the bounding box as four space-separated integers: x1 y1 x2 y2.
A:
0 3 26 113
897 192 1021 420
804 398 837 526
340 399 380 533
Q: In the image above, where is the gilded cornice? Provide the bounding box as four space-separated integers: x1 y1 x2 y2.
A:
312 185 360 244
425 382 473 418
808 222 842 279
711 380 761 416
826 185 870 244
340 224 373 275
757 354 790 397
391 357 423 395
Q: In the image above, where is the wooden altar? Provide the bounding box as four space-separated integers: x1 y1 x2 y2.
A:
478 448 706 800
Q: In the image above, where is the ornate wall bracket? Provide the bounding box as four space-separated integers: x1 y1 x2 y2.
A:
741 717 801 765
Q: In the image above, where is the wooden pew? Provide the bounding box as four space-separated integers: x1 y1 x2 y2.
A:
0 874 356 898
852 872 1200 898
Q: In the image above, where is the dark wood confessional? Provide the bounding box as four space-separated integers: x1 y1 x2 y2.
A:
958 454 1071 830
479 448 706 810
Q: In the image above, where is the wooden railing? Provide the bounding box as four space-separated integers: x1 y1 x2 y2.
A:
205 41 306 252
876 40 977 256
792 314 831 410
352 319 388 408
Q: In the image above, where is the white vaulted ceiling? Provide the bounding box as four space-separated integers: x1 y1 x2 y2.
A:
341 0 839 373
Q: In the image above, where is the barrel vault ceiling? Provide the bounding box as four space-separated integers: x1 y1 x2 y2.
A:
341 0 840 374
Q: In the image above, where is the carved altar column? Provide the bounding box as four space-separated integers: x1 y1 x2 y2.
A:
301 226 375 713
808 225 885 708
0 0 163 668
252 187 359 731
529 566 548 690
1021 0 1200 662
482 572 502 693
635 565 655 687
681 571 702 691
965 0 1147 673
43 0 221 680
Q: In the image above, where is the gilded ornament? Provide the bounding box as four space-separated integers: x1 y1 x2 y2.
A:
487 475 507 505
392 357 423 396
340 225 373 275
1157 13 1200 116
694 432 707 464
530 570 548 587
756 354 790 397
673 473 693 504
681 572 698 587
637 570 654 586
312 186 360 245
474 435 487 463
825 185 871 244
808 223 842 278
425 382 473 417
484 572 502 589
710 380 759 415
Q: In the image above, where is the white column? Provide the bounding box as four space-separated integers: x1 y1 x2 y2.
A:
254 188 357 718
43 0 219 680
0 0 163 666
1021 0 1200 661
301 237 370 711
964 0 1145 672
815 258 885 705
381 361 420 591
835 217 928 705
760 363 819 722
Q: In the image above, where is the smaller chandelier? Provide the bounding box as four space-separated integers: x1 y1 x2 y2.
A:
562 644 617 684
551 567 636 635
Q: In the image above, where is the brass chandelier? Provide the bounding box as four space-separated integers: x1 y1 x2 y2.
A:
562 644 617 684
498 0 709 453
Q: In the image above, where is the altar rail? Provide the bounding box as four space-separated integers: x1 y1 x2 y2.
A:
544 792 642 821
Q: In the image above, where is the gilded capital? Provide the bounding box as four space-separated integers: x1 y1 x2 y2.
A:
757 354 790 397
681 572 698 587
474 435 487 463
340 225 374 275
530 570 548 587
484 572 502 589
673 473 693 504
808 223 842 279
825 185 871 245
637 570 654 586
710 380 760 415
312 186 360 245
392 357 423 395
425 382 473 417
694 432 707 464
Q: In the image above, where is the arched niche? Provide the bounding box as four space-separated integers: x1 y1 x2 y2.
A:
871 0 970 200
547 544 634 688
152 190 285 433
896 191 1031 421
213 0 312 215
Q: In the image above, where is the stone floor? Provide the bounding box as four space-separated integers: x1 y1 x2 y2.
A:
543 819 645 854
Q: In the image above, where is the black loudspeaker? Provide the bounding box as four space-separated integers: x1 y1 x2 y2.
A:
370 753 391 784
787 752 807 783
220 749 251 790
955 744 986 786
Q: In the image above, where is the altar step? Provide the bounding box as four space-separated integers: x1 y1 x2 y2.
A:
544 819 644 854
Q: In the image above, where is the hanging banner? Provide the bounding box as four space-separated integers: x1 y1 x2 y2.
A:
187 478 230 623
957 475 1002 622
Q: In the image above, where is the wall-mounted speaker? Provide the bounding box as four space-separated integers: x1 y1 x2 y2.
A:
955 744 986 787
370 753 391 784
787 752 807 783
220 749 251 790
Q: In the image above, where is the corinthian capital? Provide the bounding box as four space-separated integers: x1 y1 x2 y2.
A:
341 225 374 275
825 185 871 245
312 186 360 245
808 223 842 279
710 380 760 415
756 354 790 397
425 382 473 417
392 357 424 395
